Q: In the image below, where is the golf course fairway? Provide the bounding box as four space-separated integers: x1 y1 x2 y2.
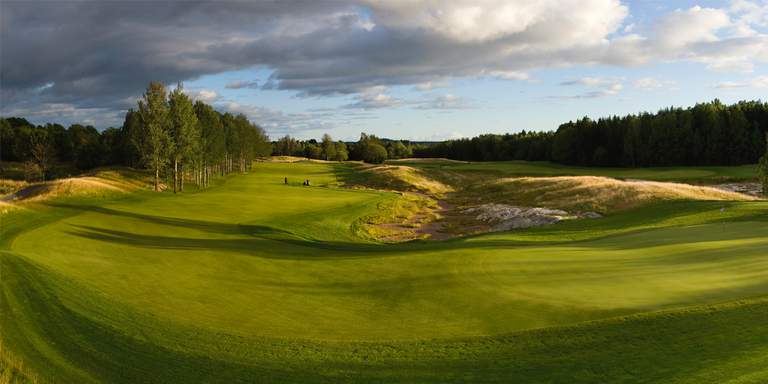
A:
2 161 768 383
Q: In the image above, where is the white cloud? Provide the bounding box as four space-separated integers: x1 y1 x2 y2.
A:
343 87 405 109
730 0 768 28
365 0 628 44
185 89 218 103
633 77 676 90
2 102 122 127
715 75 768 88
220 102 333 135
481 70 530 81
225 80 260 89
413 94 472 110
556 76 623 98
655 6 731 48
603 4 768 73
413 81 449 92
715 81 747 88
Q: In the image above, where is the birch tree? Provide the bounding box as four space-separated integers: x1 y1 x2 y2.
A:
137 81 172 191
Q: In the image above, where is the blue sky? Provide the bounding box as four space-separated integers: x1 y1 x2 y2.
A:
2 1 767 141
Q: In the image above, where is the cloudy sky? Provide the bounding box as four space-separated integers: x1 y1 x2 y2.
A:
1 0 767 140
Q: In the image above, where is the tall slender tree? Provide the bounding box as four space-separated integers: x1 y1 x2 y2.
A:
759 133 768 195
168 83 199 193
137 81 172 191
321 133 336 161
194 101 225 188
334 141 349 161
29 129 55 181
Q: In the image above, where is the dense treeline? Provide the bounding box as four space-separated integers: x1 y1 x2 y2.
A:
5 97 768 187
413 131 554 162
272 132 418 164
1 82 271 190
416 100 768 167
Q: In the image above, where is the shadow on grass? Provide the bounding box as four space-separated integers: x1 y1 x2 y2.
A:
46 202 291 237
7 252 768 383
47 199 768 259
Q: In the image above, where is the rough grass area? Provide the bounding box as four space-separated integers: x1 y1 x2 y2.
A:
0 180 28 196
340 164 453 196
0 342 39 384
484 176 756 213
0 168 152 207
397 159 758 183
2 161 768 382
353 192 441 242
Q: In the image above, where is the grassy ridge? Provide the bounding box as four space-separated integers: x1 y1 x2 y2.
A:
393 159 758 183
2 161 768 382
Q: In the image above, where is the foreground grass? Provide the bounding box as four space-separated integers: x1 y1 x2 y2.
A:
2 161 768 382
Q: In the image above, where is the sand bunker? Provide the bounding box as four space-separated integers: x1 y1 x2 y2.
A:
464 204 601 231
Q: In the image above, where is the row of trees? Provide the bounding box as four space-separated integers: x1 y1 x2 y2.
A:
416 100 768 167
1 81 272 188
273 134 350 161
414 131 553 162
272 133 417 164
131 82 268 192
124 81 273 191
0 118 130 180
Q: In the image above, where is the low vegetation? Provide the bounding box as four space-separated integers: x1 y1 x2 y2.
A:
483 176 755 213
344 164 453 196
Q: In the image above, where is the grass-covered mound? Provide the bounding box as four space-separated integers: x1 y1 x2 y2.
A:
0 168 152 206
1 161 767 382
486 176 755 213
395 159 758 183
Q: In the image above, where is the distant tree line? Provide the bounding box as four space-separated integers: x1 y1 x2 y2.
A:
272 132 418 164
415 100 768 167
1 81 271 190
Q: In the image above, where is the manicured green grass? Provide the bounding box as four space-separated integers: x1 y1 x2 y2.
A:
2 161 768 382
394 159 758 183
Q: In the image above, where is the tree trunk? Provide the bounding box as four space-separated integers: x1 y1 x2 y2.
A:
154 166 160 191
180 163 185 192
173 159 178 194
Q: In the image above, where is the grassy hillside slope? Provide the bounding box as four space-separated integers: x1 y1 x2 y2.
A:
392 159 758 183
2 161 767 383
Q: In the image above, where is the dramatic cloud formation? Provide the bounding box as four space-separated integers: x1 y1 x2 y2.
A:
1 0 766 129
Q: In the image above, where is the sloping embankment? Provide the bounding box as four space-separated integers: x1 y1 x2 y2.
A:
484 176 757 213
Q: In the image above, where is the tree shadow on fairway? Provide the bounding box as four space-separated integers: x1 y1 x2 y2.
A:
575 220 768 252
47 202 536 255
45 203 292 237
8 251 768 384
63 223 527 260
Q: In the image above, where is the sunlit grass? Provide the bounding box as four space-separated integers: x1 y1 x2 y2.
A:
2 161 767 382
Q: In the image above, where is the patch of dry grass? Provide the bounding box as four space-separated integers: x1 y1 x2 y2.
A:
354 165 454 196
0 180 28 196
387 158 469 164
1 167 152 207
0 342 39 384
487 176 757 213
86 168 153 191
353 192 441 242
267 156 337 164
